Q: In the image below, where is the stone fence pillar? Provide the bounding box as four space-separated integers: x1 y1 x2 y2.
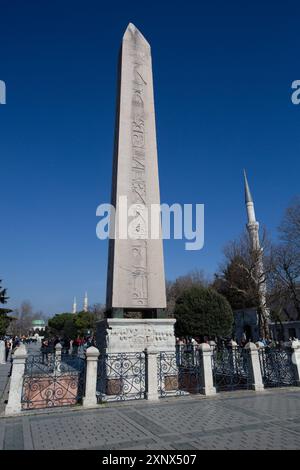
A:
291 341 300 386
55 342 62 374
5 344 27 415
145 348 159 401
244 342 264 391
55 342 62 358
0 340 6 364
228 340 238 374
83 346 100 407
199 343 216 396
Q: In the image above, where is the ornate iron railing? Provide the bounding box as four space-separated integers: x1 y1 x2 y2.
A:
21 354 86 410
158 350 202 397
97 352 146 402
259 347 297 387
176 344 198 368
211 346 251 391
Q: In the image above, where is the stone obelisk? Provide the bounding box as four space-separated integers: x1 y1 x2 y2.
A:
98 23 175 353
107 23 166 317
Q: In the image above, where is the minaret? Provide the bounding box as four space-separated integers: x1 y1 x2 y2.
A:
83 292 88 312
244 169 260 251
72 297 77 314
243 170 269 331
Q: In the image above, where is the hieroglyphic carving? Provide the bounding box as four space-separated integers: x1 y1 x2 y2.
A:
130 54 148 306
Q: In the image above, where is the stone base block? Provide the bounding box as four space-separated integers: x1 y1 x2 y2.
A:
200 386 217 396
251 384 265 392
96 318 176 353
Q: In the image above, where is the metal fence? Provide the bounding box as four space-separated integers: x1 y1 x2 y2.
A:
97 352 146 402
211 346 251 392
158 348 202 397
21 354 86 410
259 347 297 387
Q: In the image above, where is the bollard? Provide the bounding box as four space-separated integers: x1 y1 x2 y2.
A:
145 348 159 401
244 342 264 391
199 343 216 396
83 346 100 407
5 344 27 415
0 340 6 364
291 341 300 386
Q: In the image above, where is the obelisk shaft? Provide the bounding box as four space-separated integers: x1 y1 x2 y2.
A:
106 24 166 314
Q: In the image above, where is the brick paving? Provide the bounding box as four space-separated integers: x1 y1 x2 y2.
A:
1 387 300 450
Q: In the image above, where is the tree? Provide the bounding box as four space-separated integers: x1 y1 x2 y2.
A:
89 303 105 321
48 313 75 336
47 310 98 338
268 199 300 320
213 254 257 310
279 197 300 251
174 286 233 339
0 280 9 306
74 311 97 336
0 280 12 336
166 270 209 317
213 230 271 338
8 301 36 336
0 314 10 337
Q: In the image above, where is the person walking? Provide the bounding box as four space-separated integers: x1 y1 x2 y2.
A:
5 339 11 362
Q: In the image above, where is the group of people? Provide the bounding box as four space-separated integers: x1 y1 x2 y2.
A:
41 335 96 356
176 334 299 350
0 336 26 362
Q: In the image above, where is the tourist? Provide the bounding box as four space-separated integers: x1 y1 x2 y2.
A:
72 337 80 356
62 336 70 355
8 339 20 376
5 339 11 362
41 338 50 364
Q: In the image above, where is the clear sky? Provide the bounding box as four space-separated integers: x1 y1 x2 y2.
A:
1 0 299 315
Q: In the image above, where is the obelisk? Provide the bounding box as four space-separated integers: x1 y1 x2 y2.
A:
107 23 166 317
98 23 175 353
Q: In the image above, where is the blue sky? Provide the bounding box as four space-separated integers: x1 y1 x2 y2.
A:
1 1 299 315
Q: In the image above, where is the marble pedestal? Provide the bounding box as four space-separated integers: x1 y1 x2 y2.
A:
96 318 176 401
96 318 176 354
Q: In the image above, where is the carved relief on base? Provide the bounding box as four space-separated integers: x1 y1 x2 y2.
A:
103 320 176 353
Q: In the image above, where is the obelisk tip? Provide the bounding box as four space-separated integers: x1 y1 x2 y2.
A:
123 23 150 48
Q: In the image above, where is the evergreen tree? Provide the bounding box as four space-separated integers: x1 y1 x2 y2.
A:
174 286 233 338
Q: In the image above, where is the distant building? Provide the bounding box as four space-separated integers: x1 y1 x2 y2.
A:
83 292 88 312
72 297 77 314
31 319 46 336
269 321 300 341
234 308 260 342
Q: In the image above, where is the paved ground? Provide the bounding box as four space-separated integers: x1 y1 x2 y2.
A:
0 362 10 415
1 387 300 450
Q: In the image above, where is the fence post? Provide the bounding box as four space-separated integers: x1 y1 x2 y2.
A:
54 342 62 374
199 343 216 396
55 342 62 358
0 340 6 364
145 348 159 401
291 340 300 386
83 346 99 407
244 342 264 391
228 340 238 373
5 344 27 415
